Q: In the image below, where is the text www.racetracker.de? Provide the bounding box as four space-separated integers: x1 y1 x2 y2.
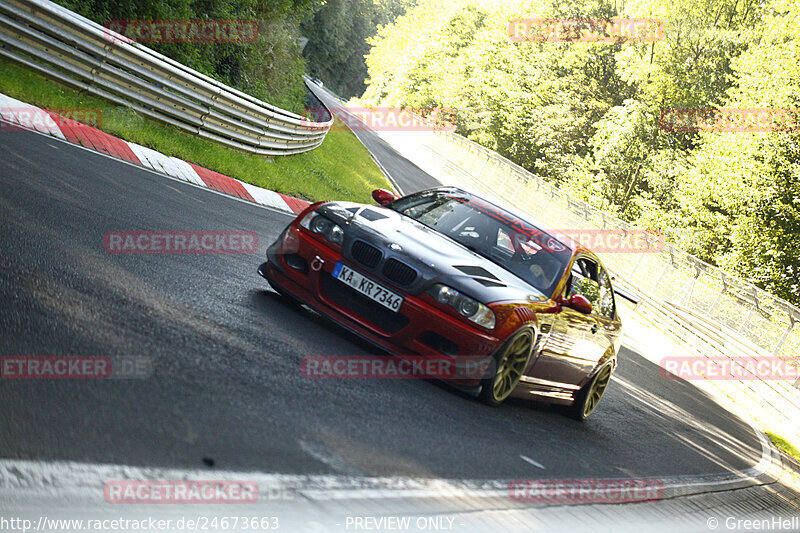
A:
0 516 280 531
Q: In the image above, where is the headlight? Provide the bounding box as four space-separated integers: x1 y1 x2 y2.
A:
328 224 344 244
431 284 495 330
300 212 344 245
311 215 333 234
299 211 315 229
458 299 479 317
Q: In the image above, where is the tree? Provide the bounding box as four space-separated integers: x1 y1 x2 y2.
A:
677 0 800 303
302 0 416 98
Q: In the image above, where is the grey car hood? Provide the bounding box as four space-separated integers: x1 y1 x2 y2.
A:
317 202 550 304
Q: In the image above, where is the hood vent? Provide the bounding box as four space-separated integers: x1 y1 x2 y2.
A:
359 209 389 222
455 265 500 280
475 278 506 288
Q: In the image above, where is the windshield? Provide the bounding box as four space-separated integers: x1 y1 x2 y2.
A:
389 189 572 296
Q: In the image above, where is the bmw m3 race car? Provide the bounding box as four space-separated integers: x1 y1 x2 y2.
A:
259 186 621 419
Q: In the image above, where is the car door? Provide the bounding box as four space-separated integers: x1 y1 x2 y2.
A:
528 255 604 389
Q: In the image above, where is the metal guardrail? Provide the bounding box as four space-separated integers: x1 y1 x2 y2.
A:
0 0 332 156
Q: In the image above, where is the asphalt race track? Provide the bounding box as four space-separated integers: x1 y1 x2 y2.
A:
311 87 441 195
0 124 763 484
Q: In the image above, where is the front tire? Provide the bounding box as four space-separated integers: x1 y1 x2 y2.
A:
478 329 534 406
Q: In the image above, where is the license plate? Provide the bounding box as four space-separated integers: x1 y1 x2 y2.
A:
332 262 404 313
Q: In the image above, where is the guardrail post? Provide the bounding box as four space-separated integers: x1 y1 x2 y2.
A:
510 179 523 199
736 288 761 334
682 261 703 306
627 249 647 279
709 273 727 314
477 154 490 177
737 307 755 334
772 314 797 357
652 266 669 296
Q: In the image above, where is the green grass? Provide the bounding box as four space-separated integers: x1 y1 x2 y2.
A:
767 431 800 462
0 57 391 203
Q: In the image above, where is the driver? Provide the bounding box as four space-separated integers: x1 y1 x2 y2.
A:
527 252 560 288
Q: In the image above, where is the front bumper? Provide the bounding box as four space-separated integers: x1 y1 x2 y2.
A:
260 225 503 387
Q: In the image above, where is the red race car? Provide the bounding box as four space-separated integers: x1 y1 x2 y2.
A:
259 187 622 419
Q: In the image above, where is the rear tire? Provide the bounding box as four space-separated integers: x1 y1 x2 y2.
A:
565 364 612 421
478 329 534 406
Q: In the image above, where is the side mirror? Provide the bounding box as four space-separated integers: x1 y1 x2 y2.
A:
372 189 397 206
558 294 593 314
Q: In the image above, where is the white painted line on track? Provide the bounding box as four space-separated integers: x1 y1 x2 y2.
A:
520 455 545 470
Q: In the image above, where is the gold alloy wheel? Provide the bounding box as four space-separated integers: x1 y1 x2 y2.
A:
483 330 533 404
581 364 612 419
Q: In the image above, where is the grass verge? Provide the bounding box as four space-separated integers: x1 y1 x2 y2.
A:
767 431 800 462
0 57 391 203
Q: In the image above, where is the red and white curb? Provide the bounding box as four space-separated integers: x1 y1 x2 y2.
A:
0 92 310 215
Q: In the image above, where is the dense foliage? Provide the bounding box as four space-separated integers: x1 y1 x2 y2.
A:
361 0 800 305
302 0 416 97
